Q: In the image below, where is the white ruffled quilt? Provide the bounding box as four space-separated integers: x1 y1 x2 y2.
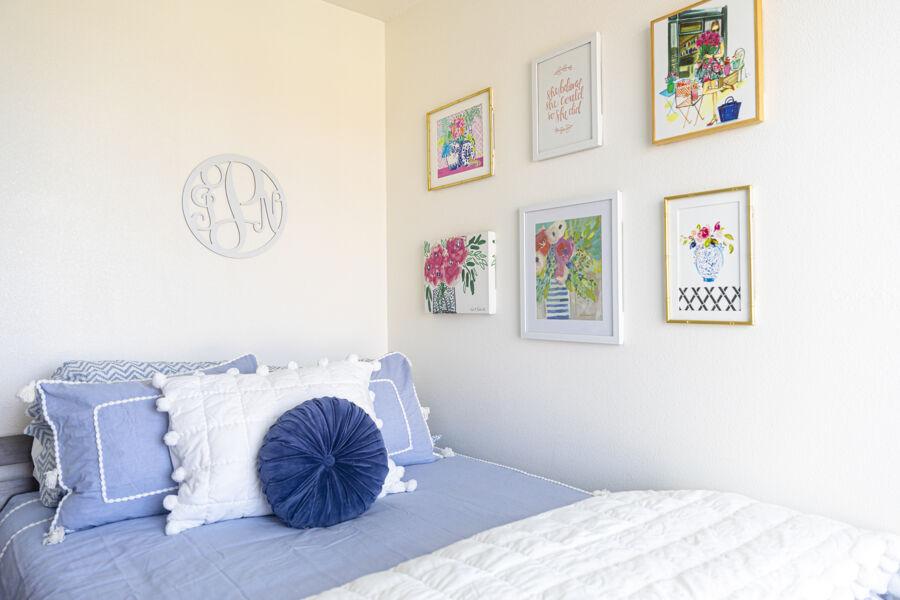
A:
314 490 900 600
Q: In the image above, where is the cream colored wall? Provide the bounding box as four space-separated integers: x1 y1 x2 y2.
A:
386 0 900 531
0 0 386 434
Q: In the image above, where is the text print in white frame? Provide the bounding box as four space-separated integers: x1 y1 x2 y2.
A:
532 33 602 161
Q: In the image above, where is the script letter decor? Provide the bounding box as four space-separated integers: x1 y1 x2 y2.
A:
520 193 623 344
182 154 286 258
665 185 754 325
651 0 763 144
532 33 602 161
426 88 494 191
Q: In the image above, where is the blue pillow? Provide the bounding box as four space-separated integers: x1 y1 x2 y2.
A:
258 397 388 529
39 354 258 541
370 353 436 466
25 355 258 509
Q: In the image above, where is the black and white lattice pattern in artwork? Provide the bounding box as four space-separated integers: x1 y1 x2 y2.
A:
678 286 742 312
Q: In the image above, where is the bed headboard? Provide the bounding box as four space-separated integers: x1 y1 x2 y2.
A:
0 435 36 510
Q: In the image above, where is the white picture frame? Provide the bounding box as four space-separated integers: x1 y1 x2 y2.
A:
520 192 623 344
532 33 602 161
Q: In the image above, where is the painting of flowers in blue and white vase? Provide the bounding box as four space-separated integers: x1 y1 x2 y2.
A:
534 217 602 321
665 186 754 325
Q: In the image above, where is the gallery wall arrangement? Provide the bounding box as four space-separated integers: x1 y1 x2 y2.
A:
420 0 763 335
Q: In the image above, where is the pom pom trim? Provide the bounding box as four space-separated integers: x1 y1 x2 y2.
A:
16 381 36 404
43 525 66 546
163 431 180 446
151 372 168 389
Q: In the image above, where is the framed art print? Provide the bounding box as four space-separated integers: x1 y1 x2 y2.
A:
520 192 623 344
532 33 602 161
665 185 753 325
424 231 496 315
651 0 763 145
426 87 494 191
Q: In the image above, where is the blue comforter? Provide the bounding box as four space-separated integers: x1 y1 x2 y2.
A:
0 455 586 599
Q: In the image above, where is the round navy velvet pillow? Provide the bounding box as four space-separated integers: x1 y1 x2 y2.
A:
258 397 388 529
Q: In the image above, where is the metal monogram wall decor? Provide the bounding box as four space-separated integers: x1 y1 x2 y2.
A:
182 154 287 258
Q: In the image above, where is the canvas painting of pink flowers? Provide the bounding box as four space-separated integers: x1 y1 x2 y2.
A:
424 231 496 315
535 216 602 321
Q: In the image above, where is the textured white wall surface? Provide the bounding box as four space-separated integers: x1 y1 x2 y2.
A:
385 0 900 531
0 0 387 434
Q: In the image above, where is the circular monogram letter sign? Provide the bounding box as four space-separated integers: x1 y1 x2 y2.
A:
182 154 287 258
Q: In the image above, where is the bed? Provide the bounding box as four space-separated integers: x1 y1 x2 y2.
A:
0 453 587 599
3 438 900 599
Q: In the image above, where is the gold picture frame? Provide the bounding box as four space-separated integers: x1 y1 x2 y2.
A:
650 0 764 145
664 185 754 325
426 87 494 191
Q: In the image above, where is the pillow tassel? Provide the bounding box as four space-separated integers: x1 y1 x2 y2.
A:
17 381 36 404
43 526 65 546
43 468 59 490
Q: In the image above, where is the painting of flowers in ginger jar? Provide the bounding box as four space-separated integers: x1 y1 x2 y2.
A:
426 88 494 191
665 186 754 325
423 232 496 315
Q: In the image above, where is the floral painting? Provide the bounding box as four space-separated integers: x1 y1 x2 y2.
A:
680 221 735 283
435 106 484 179
535 216 602 320
424 231 496 315
665 186 754 325
426 88 494 191
651 0 763 144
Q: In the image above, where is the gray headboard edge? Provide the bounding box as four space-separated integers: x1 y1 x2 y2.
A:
0 434 37 511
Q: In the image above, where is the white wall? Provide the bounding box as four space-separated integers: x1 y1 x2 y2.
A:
0 0 387 435
386 0 900 532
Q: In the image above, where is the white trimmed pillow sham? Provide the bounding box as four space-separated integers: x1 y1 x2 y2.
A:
156 357 414 536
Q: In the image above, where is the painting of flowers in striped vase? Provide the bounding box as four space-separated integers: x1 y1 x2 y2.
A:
535 217 602 320
424 231 496 315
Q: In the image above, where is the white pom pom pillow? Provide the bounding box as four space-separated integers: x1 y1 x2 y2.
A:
155 357 411 536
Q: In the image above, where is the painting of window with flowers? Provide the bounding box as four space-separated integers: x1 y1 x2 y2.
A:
651 0 763 144
535 217 602 321
423 231 496 315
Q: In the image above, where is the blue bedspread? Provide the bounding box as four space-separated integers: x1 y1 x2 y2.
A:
0 455 586 599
